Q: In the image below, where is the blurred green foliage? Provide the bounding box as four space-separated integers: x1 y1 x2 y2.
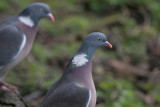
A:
98 73 146 107
1 0 160 107
0 0 9 11
89 0 160 29
64 16 90 33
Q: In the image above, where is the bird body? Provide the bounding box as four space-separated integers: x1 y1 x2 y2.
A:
40 32 112 107
41 60 96 107
0 2 54 92
0 16 38 79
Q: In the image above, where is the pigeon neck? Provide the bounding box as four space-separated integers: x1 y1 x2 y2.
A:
67 43 96 69
77 43 96 60
18 11 40 27
18 15 35 27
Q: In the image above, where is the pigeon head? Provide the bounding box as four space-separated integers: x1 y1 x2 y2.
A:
83 32 112 48
19 3 54 26
69 32 112 68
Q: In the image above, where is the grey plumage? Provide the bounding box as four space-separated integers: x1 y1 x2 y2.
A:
0 2 54 92
0 25 23 66
40 32 112 107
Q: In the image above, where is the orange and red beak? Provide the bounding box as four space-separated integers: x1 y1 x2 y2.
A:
48 13 55 22
105 41 112 48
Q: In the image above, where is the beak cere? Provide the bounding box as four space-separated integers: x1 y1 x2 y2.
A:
48 13 55 22
105 41 112 48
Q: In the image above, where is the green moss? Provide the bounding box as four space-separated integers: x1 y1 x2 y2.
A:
63 16 90 33
0 0 9 11
32 42 52 64
152 90 160 103
98 74 146 107
14 0 31 7
122 37 146 64
39 20 62 35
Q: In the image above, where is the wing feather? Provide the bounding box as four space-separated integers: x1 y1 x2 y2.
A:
0 25 24 67
40 82 91 107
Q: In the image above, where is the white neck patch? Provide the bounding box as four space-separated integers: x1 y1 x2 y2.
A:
19 16 34 27
72 53 88 67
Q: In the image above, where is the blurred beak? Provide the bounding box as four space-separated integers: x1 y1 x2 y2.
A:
48 13 55 22
105 41 112 48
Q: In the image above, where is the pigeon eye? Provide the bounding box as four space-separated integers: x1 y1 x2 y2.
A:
98 38 101 42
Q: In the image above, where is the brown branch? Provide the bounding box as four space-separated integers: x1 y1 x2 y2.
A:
0 90 29 107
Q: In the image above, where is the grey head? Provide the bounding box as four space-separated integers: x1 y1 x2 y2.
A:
83 32 112 48
19 2 54 25
68 32 112 68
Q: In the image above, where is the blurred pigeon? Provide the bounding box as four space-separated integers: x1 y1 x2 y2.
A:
0 2 55 92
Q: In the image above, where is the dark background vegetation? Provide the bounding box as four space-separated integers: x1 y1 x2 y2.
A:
0 0 160 107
